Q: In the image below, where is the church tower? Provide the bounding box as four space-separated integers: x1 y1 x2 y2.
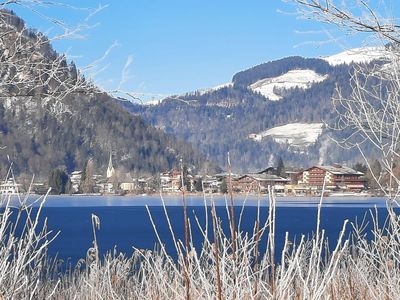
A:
106 150 115 178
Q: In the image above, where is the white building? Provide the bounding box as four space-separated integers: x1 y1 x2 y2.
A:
0 180 21 195
70 170 82 193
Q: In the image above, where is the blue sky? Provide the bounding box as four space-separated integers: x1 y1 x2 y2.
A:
10 1 385 99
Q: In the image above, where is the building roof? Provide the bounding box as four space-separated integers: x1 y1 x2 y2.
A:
238 173 289 182
309 165 364 176
285 170 302 174
213 172 239 179
256 167 276 174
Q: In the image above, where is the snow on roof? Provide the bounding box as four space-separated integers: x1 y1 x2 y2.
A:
249 69 328 101
322 47 388 66
311 165 364 176
249 123 324 149
239 173 289 182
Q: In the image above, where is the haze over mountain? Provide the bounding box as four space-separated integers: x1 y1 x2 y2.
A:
0 10 215 178
121 47 388 172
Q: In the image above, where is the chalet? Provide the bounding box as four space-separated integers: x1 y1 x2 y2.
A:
300 164 365 192
233 173 289 194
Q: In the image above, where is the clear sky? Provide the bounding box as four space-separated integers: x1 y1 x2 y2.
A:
9 1 390 100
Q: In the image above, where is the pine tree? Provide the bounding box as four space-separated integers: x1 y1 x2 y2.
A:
81 159 95 194
79 159 88 192
276 157 285 177
220 178 228 194
195 178 203 192
48 169 69 194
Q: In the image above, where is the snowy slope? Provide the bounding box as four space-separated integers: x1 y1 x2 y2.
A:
249 123 324 149
322 47 387 66
249 69 327 101
198 82 233 95
143 83 233 106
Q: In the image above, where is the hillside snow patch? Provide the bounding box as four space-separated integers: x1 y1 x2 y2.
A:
249 123 324 149
249 69 327 101
322 47 388 66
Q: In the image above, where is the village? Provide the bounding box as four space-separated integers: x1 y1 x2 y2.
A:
0 151 375 197
156 163 369 196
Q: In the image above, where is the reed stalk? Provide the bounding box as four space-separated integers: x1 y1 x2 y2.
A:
227 152 236 261
180 159 190 300
211 198 223 300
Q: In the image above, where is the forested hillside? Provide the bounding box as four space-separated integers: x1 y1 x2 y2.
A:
122 54 384 171
0 10 214 178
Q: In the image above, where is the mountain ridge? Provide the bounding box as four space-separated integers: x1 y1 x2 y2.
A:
0 9 216 178
122 47 386 171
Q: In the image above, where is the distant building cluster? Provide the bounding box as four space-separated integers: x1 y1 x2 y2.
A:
0 159 368 196
156 163 367 196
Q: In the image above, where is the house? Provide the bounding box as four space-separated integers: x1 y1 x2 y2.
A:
70 170 82 193
0 180 22 195
300 164 365 192
118 172 134 192
200 173 240 193
284 184 310 196
160 170 181 193
202 175 220 193
233 173 289 194
31 182 48 195
118 173 152 193
285 170 303 185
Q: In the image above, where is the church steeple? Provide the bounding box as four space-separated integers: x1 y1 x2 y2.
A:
106 150 115 178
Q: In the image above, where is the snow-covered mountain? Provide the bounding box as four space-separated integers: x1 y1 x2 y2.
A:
0 9 212 177
122 47 385 171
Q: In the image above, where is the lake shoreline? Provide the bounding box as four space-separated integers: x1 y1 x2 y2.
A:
43 191 382 198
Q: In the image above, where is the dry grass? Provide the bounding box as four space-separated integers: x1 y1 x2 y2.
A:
1 187 399 299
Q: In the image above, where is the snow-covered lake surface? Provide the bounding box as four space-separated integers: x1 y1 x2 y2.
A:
249 69 327 101
249 122 324 149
